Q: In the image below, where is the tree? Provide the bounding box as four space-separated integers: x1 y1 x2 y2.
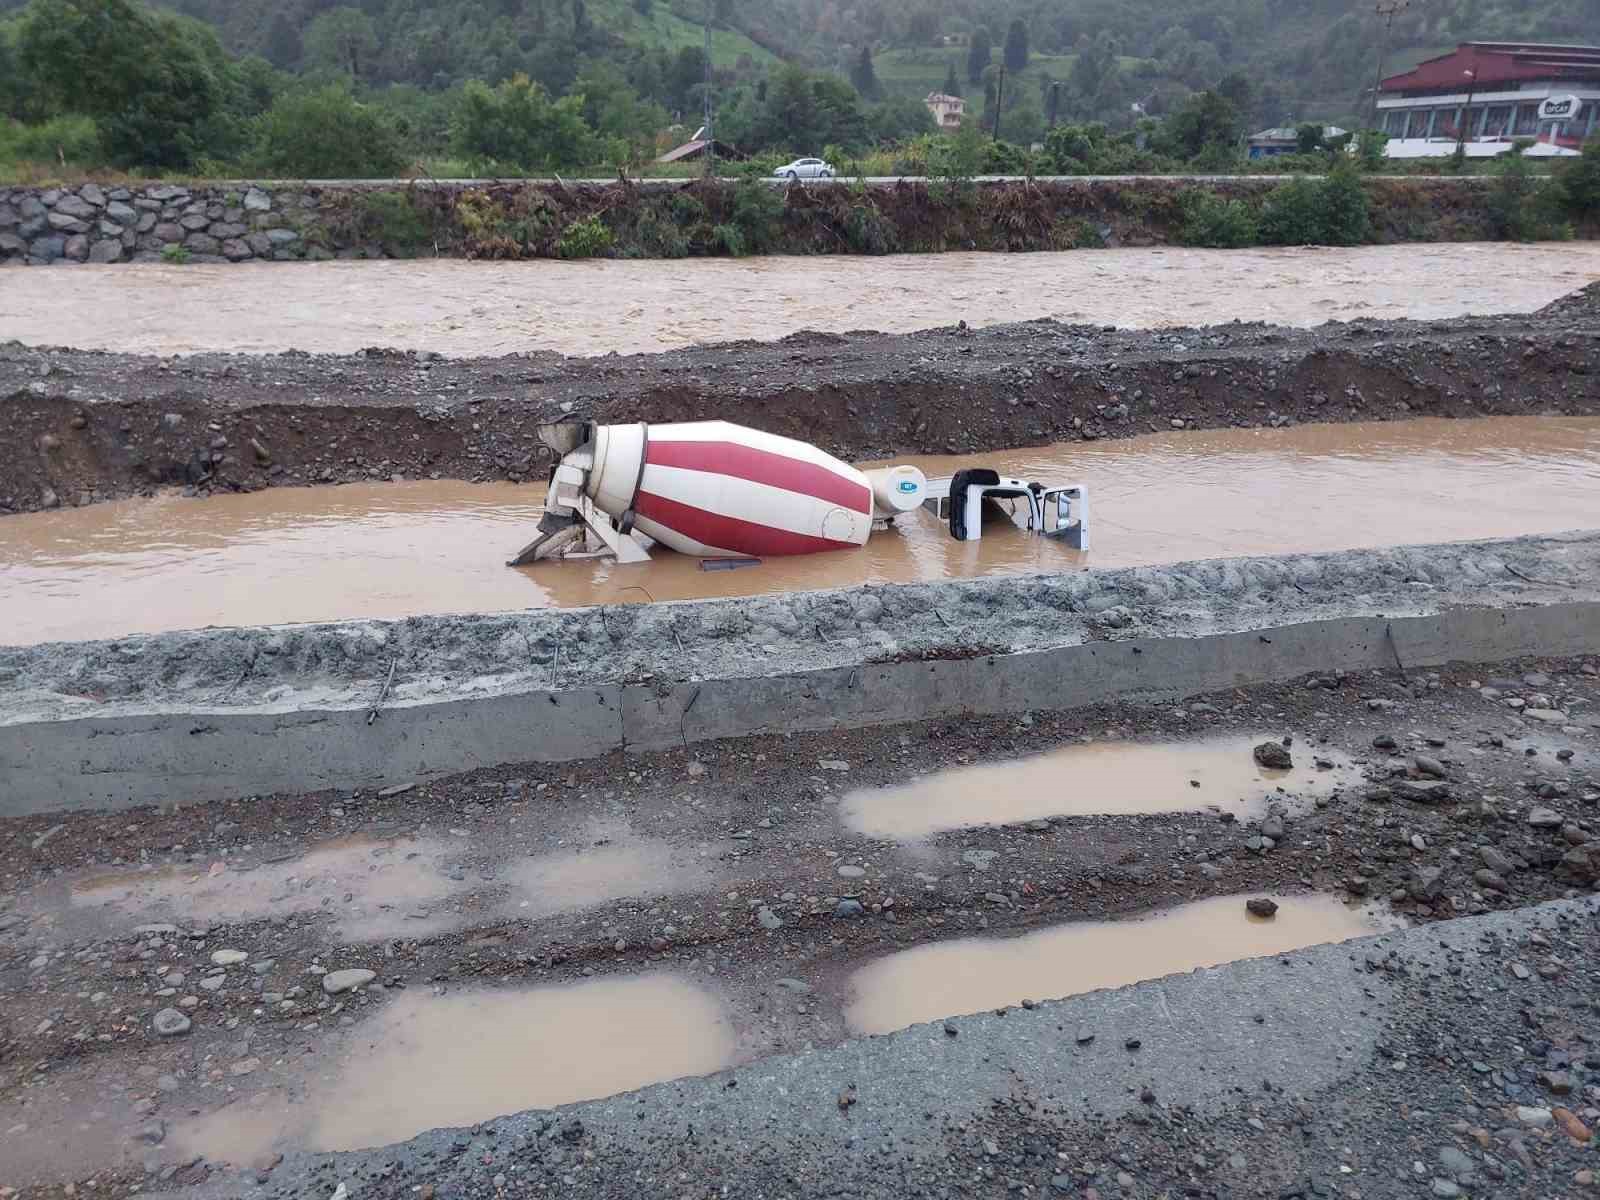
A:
942 62 960 98
850 44 880 100
907 9 937 46
1003 19 1028 73
18 0 221 167
265 10 301 69
305 6 379 80
1296 121 1323 153
451 72 596 172
966 27 989 84
632 0 652 15
1153 89 1241 162
868 94 934 142
252 84 405 176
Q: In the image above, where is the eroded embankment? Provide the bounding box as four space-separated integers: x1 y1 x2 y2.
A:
3 532 1597 813
3 284 1600 514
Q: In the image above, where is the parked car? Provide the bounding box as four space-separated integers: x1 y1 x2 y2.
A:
773 157 834 180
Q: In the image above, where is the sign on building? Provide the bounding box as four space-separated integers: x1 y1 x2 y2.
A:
1539 94 1581 120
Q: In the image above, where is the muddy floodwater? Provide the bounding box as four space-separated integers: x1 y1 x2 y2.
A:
171 975 735 1161
1 243 1596 356
5 416 1599 644
843 893 1396 1036
837 734 1359 838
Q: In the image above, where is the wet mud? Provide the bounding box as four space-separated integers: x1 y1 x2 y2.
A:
4 285 1600 516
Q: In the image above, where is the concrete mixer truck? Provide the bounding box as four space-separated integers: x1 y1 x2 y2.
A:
508 420 1086 566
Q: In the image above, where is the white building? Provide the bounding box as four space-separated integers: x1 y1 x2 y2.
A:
924 93 965 130
1378 42 1600 159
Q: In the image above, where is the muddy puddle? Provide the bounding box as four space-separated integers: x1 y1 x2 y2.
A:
6 416 1600 644
57 826 720 941
843 893 1396 1036
171 975 735 1160
838 734 1359 839
67 835 458 941
2 244 1596 356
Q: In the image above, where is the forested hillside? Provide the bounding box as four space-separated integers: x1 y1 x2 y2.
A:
0 0 1596 179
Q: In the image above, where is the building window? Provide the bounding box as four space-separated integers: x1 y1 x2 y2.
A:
1405 109 1431 138
1383 109 1406 136
1483 105 1512 138
1514 103 1539 136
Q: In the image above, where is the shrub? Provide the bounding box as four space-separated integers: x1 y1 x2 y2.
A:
252 85 406 178
1178 191 1258 248
351 189 433 255
556 214 613 258
1490 151 1570 241
726 178 784 253
0 114 102 166
1556 137 1600 219
1257 176 1323 244
843 202 897 253
1258 161 1370 246
160 243 191 264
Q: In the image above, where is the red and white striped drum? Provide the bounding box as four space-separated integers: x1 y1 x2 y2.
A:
585 421 875 557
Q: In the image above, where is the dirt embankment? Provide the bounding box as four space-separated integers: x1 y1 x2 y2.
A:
3 286 1599 514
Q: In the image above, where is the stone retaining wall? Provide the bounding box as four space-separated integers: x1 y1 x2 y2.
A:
0 182 338 265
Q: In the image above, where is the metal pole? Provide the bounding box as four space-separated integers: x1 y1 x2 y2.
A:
1370 0 1408 130
703 0 714 178
1455 69 1477 157
993 65 1005 141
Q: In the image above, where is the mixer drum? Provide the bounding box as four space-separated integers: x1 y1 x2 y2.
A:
588 421 876 557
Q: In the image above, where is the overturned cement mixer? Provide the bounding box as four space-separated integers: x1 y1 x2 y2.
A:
509 420 1087 566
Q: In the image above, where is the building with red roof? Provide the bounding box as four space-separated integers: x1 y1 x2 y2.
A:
1378 42 1599 158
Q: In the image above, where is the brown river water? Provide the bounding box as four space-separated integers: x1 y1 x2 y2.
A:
1 243 1596 356
4 416 1598 645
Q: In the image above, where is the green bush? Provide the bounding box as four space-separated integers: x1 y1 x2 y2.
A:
160 243 191 263
1490 150 1571 241
252 85 406 177
1257 175 1323 244
353 189 432 255
843 202 897 253
556 214 613 258
0 114 101 165
726 178 783 253
1556 138 1600 219
1178 191 1258 248
1257 160 1369 246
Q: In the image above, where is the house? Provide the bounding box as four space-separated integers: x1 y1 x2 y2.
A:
655 138 747 164
1378 42 1600 158
924 92 965 130
1247 125 1348 158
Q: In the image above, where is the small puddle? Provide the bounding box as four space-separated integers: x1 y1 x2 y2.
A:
68 835 459 941
173 975 735 1161
838 735 1360 838
503 839 719 920
843 893 1396 1036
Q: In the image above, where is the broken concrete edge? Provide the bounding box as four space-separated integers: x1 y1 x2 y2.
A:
185 895 1600 1200
3 535 1598 815
4 530 1597 718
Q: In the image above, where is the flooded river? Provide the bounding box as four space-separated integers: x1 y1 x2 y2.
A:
1 243 1596 357
4 416 1598 644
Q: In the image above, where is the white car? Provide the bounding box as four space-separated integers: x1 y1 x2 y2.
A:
773 157 834 180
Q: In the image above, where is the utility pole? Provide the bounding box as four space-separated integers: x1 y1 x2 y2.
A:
993 64 1006 141
1046 80 1062 129
1370 0 1410 131
702 0 714 178
1454 66 1478 158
